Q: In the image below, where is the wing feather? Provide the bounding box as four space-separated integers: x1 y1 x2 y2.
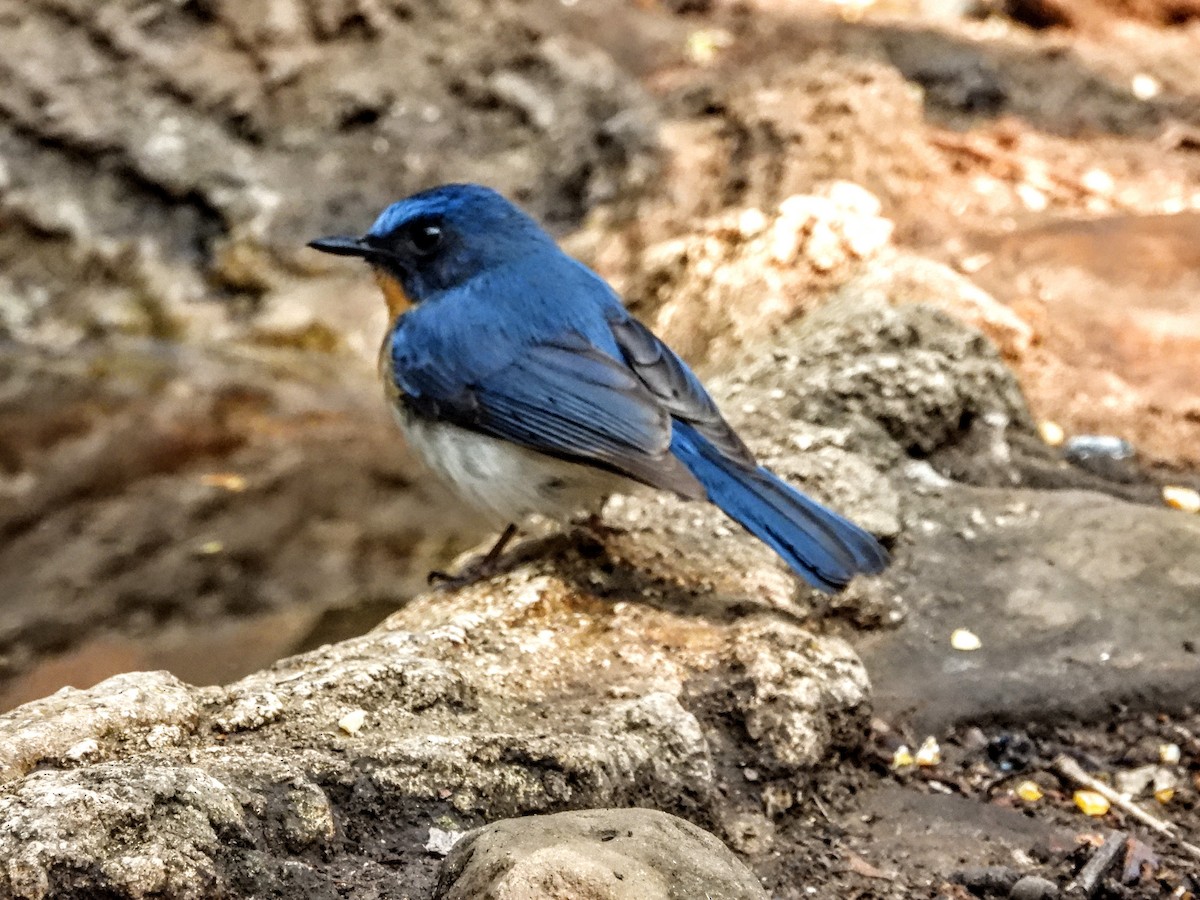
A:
397 331 704 500
609 315 755 468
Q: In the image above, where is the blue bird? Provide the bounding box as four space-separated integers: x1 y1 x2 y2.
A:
309 184 888 592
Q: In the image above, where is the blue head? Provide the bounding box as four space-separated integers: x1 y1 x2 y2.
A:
308 184 555 308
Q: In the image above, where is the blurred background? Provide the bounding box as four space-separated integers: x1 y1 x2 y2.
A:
1 0 1198 712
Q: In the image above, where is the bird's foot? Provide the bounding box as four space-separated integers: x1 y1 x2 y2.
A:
426 565 487 590
427 523 519 590
574 511 617 538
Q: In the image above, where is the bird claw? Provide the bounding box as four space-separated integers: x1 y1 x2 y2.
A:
426 523 518 590
425 556 505 591
426 568 455 586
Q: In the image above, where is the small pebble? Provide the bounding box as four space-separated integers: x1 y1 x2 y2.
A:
1159 743 1182 764
915 736 941 767
891 745 914 768
1016 781 1043 802
1037 421 1065 447
1162 485 1200 514
685 28 733 65
1073 790 1110 816
337 709 367 735
200 472 247 492
1131 73 1161 100
1153 768 1176 804
1009 874 1059 900
1063 435 1134 462
424 826 463 857
1115 764 1157 797
951 628 982 651
1080 169 1114 196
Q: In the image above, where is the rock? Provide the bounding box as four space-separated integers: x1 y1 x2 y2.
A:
620 184 902 365
711 293 1037 486
864 483 1200 733
0 671 199 784
0 286 1073 898
3 179 1197 897
1010 875 1060 899
434 808 768 900
953 864 1022 894
845 250 1036 359
2 764 249 900
0 343 486 711
0 538 870 897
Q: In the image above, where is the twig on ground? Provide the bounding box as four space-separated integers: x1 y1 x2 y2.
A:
1065 830 1126 898
1051 754 1200 862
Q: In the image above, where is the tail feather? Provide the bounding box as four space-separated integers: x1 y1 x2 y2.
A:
671 424 889 593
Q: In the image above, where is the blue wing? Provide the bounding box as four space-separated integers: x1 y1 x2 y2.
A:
607 313 754 467
392 319 705 499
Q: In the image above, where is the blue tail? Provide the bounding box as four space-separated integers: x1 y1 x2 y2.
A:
671 423 889 593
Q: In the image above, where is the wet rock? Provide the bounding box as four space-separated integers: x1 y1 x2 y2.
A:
434 808 768 900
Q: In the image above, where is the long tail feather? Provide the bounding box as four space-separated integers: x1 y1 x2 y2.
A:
671 423 889 593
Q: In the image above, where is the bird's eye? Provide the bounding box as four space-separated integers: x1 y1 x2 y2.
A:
406 221 443 256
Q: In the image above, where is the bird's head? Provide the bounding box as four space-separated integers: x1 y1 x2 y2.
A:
308 184 552 316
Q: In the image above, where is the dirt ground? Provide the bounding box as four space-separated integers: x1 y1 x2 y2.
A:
753 708 1200 898
739 710 1200 900
1 0 1199 896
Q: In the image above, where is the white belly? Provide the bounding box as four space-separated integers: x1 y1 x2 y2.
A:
395 410 630 525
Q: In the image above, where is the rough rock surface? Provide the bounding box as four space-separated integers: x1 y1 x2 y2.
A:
0 274 1038 898
0 532 870 898
434 808 768 900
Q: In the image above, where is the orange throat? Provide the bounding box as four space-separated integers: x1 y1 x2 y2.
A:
373 268 412 319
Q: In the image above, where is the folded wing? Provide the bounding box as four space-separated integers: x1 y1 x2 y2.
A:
395 330 705 499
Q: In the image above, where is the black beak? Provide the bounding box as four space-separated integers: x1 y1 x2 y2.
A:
307 235 372 258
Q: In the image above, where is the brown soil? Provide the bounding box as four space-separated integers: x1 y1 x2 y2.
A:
761 709 1200 898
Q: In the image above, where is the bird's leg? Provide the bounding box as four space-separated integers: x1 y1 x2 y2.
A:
428 523 519 588
574 510 617 537
478 522 519 570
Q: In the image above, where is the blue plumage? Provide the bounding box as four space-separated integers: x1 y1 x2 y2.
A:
309 183 888 592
